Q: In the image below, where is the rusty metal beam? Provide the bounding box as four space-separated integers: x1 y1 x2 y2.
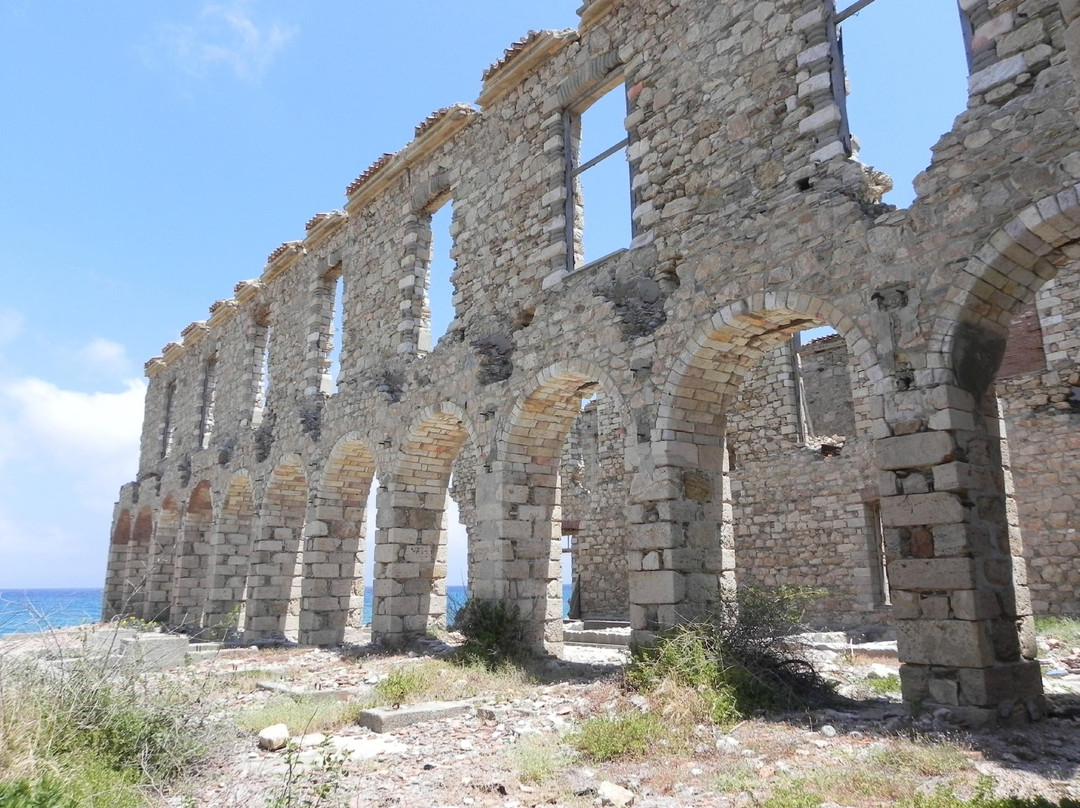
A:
835 0 880 24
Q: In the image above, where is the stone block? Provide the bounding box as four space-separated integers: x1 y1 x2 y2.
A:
880 493 964 526
951 590 1000 621
876 432 955 470
888 558 976 591
895 619 992 667
629 571 685 604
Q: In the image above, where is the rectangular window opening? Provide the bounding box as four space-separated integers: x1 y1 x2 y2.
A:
198 354 218 449
160 380 177 459
424 200 455 352
253 313 272 425
323 270 345 394
565 81 633 269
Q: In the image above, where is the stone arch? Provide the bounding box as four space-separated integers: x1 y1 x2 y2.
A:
124 507 154 616
373 403 474 644
932 190 1080 395
657 293 882 440
144 496 180 622
632 293 881 635
171 481 213 628
884 191 1080 720
483 360 636 651
103 509 132 618
245 455 308 641
302 434 378 646
203 471 256 635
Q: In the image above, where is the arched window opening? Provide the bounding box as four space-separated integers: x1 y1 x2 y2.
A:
160 380 177 459
835 0 968 207
723 317 882 627
558 387 625 622
198 353 218 450
566 81 633 268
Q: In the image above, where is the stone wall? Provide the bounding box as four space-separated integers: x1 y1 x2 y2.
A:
104 0 1080 722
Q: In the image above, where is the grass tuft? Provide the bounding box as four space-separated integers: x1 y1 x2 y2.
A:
570 711 665 762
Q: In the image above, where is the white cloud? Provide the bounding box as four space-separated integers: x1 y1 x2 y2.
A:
75 338 131 377
155 0 295 81
2 376 144 469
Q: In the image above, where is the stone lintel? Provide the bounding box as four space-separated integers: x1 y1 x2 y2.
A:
477 30 577 109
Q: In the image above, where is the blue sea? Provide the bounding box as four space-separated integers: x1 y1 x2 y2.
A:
0 585 574 638
0 588 104 637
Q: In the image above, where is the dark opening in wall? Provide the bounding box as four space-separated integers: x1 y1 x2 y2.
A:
567 81 632 268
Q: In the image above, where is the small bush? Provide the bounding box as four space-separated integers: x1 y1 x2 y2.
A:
374 666 429 705
513 736 564 784
451 598 527 669
628 585 836 721
571 712 665 762
0 775 78 808
866 673 902 696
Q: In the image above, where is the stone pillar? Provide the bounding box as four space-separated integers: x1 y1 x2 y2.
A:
465 462 563 655
627 437 733 642
370 482 448 645
298 503 365 647
878 383 1043 724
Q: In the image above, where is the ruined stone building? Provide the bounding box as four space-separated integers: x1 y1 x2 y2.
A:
105 0 1080 723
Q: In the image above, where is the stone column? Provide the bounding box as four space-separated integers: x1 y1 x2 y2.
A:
298 502 365 647
370 482 447 645
626 436 733 642
466 462 563 655
878 383 1043 724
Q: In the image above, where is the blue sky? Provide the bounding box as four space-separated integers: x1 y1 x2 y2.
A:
0 0 968 589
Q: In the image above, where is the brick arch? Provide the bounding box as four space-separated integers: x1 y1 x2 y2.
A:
145 496 180 622
372 404 474 643
171 481 213 628
123 507 154 616
656 292 881 442
932 189 1080 395
301 434 379 645
103 509 133 618
203 471 255 634
245 456 308 641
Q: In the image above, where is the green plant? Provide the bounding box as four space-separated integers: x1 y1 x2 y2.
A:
762 780 824 808
451 598 528 669
265 738 351 808
513 736 564 784
1035 615 1080 648
628 585 836 721
0 628 215 807
236 696 362 735
866 673 902 696
374 666 429 705
0 775 78 808
570 712 665 762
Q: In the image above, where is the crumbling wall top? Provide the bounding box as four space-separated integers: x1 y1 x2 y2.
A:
477 29 577 109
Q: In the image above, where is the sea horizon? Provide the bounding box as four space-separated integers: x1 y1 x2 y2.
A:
0 584 573 638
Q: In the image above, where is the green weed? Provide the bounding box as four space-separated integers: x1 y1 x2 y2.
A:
570 712 665 762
